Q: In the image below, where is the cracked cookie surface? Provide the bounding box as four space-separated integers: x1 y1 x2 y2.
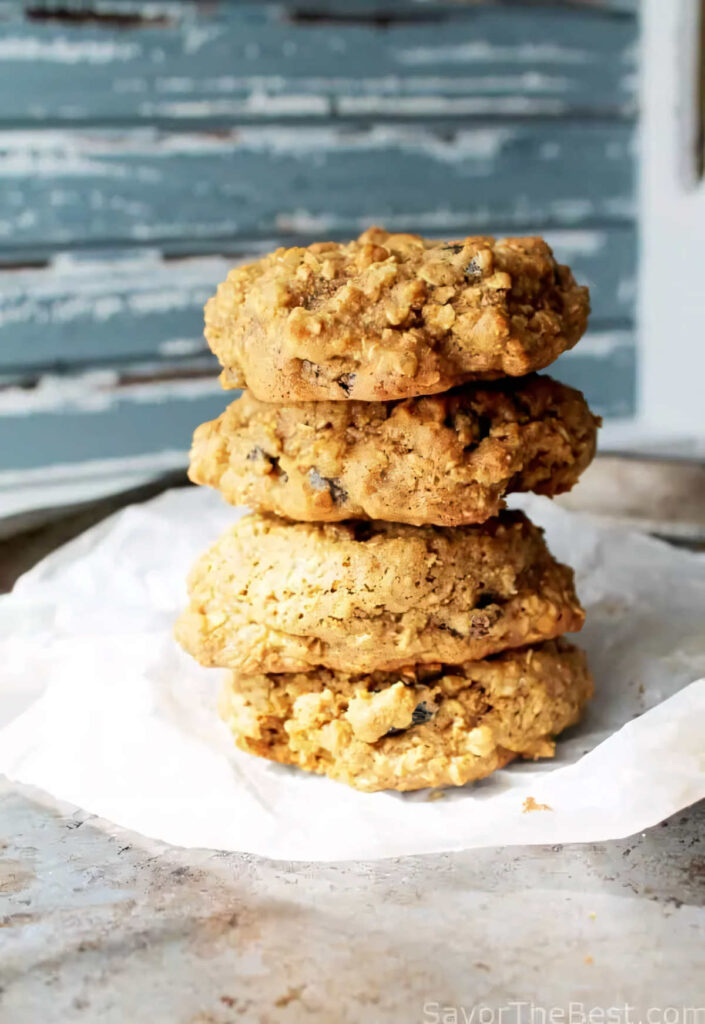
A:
205 227 590 402
189 374 599 526
219 640 593 791
175 511 584 674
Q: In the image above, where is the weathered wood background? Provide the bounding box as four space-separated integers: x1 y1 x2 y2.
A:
0 0 639 515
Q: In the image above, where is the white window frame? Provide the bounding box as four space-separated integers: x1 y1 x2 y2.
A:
627 0 705 450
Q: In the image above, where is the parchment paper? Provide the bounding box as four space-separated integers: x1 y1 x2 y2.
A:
1 487 704 861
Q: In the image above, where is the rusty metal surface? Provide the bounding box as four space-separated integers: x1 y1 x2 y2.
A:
556 454 705 544
1 779 703 1022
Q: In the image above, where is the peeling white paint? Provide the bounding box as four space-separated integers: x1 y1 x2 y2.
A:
542 230 609 256
337 96 568 117
617 277 637 304
223 124 518 163
40 250 228 281
183 24 223 56
561 330 634 359
139 95 329 118
0 448 189 490
0 445 192 518
0 473 161 518
0 237 627 344
0 35 139 64
0 135 136 180
158 338 208 357
54 296 123 323
0 124 630 185
548 199 598 223
604 197 637 218
0 370 221 416
127 289 207 316
0 285 211 328
0 370 120 415
0 121 522 166
150 72 569 97
274 210 338 235
335 72 573 95
156 73 287 94
394 41 592 67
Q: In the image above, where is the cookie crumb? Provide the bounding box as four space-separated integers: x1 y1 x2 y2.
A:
522 796 553 813
275 986 304 1008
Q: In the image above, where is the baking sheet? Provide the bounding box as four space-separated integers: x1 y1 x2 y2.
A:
1 487 704 861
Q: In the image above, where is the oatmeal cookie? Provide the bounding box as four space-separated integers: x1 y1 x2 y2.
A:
219 640 593 791
189 374 599 526
175 511 584 674
204 228 589 402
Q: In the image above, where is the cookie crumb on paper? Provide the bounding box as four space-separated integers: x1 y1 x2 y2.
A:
522 796 553 813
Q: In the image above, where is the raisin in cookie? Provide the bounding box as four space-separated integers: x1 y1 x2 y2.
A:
219 640 593 791
175 511 584 674
189 374 599 526
205 228 589 402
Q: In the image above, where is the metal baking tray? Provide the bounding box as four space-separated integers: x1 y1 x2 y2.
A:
555 453 705 545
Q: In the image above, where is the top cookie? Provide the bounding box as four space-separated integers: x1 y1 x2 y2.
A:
205 227 590 402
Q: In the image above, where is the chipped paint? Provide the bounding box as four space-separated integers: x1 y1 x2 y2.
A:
0 370 222 416
0 450 192 519
0 238 636 378
561 329 634 359
395 42 595 67
139 95 330 119
0 121 635 258
0 3 638 126
0 35 140 64
338 96 570 117
158 338 209 357
0 449 189 490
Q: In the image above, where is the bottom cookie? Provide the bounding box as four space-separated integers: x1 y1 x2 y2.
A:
219 640 593 792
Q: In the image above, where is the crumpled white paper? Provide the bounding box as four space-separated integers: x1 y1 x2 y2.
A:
1 487 704 861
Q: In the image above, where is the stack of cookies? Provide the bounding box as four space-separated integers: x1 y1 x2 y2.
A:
176 228 599 792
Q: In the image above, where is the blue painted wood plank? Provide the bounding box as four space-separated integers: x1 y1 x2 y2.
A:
0 227 636 373
0 123 635 252
286 1 638 10
0 251 229 372
0 372 230 472
555 330 636 418
274 1 637 13
0 1 638 124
